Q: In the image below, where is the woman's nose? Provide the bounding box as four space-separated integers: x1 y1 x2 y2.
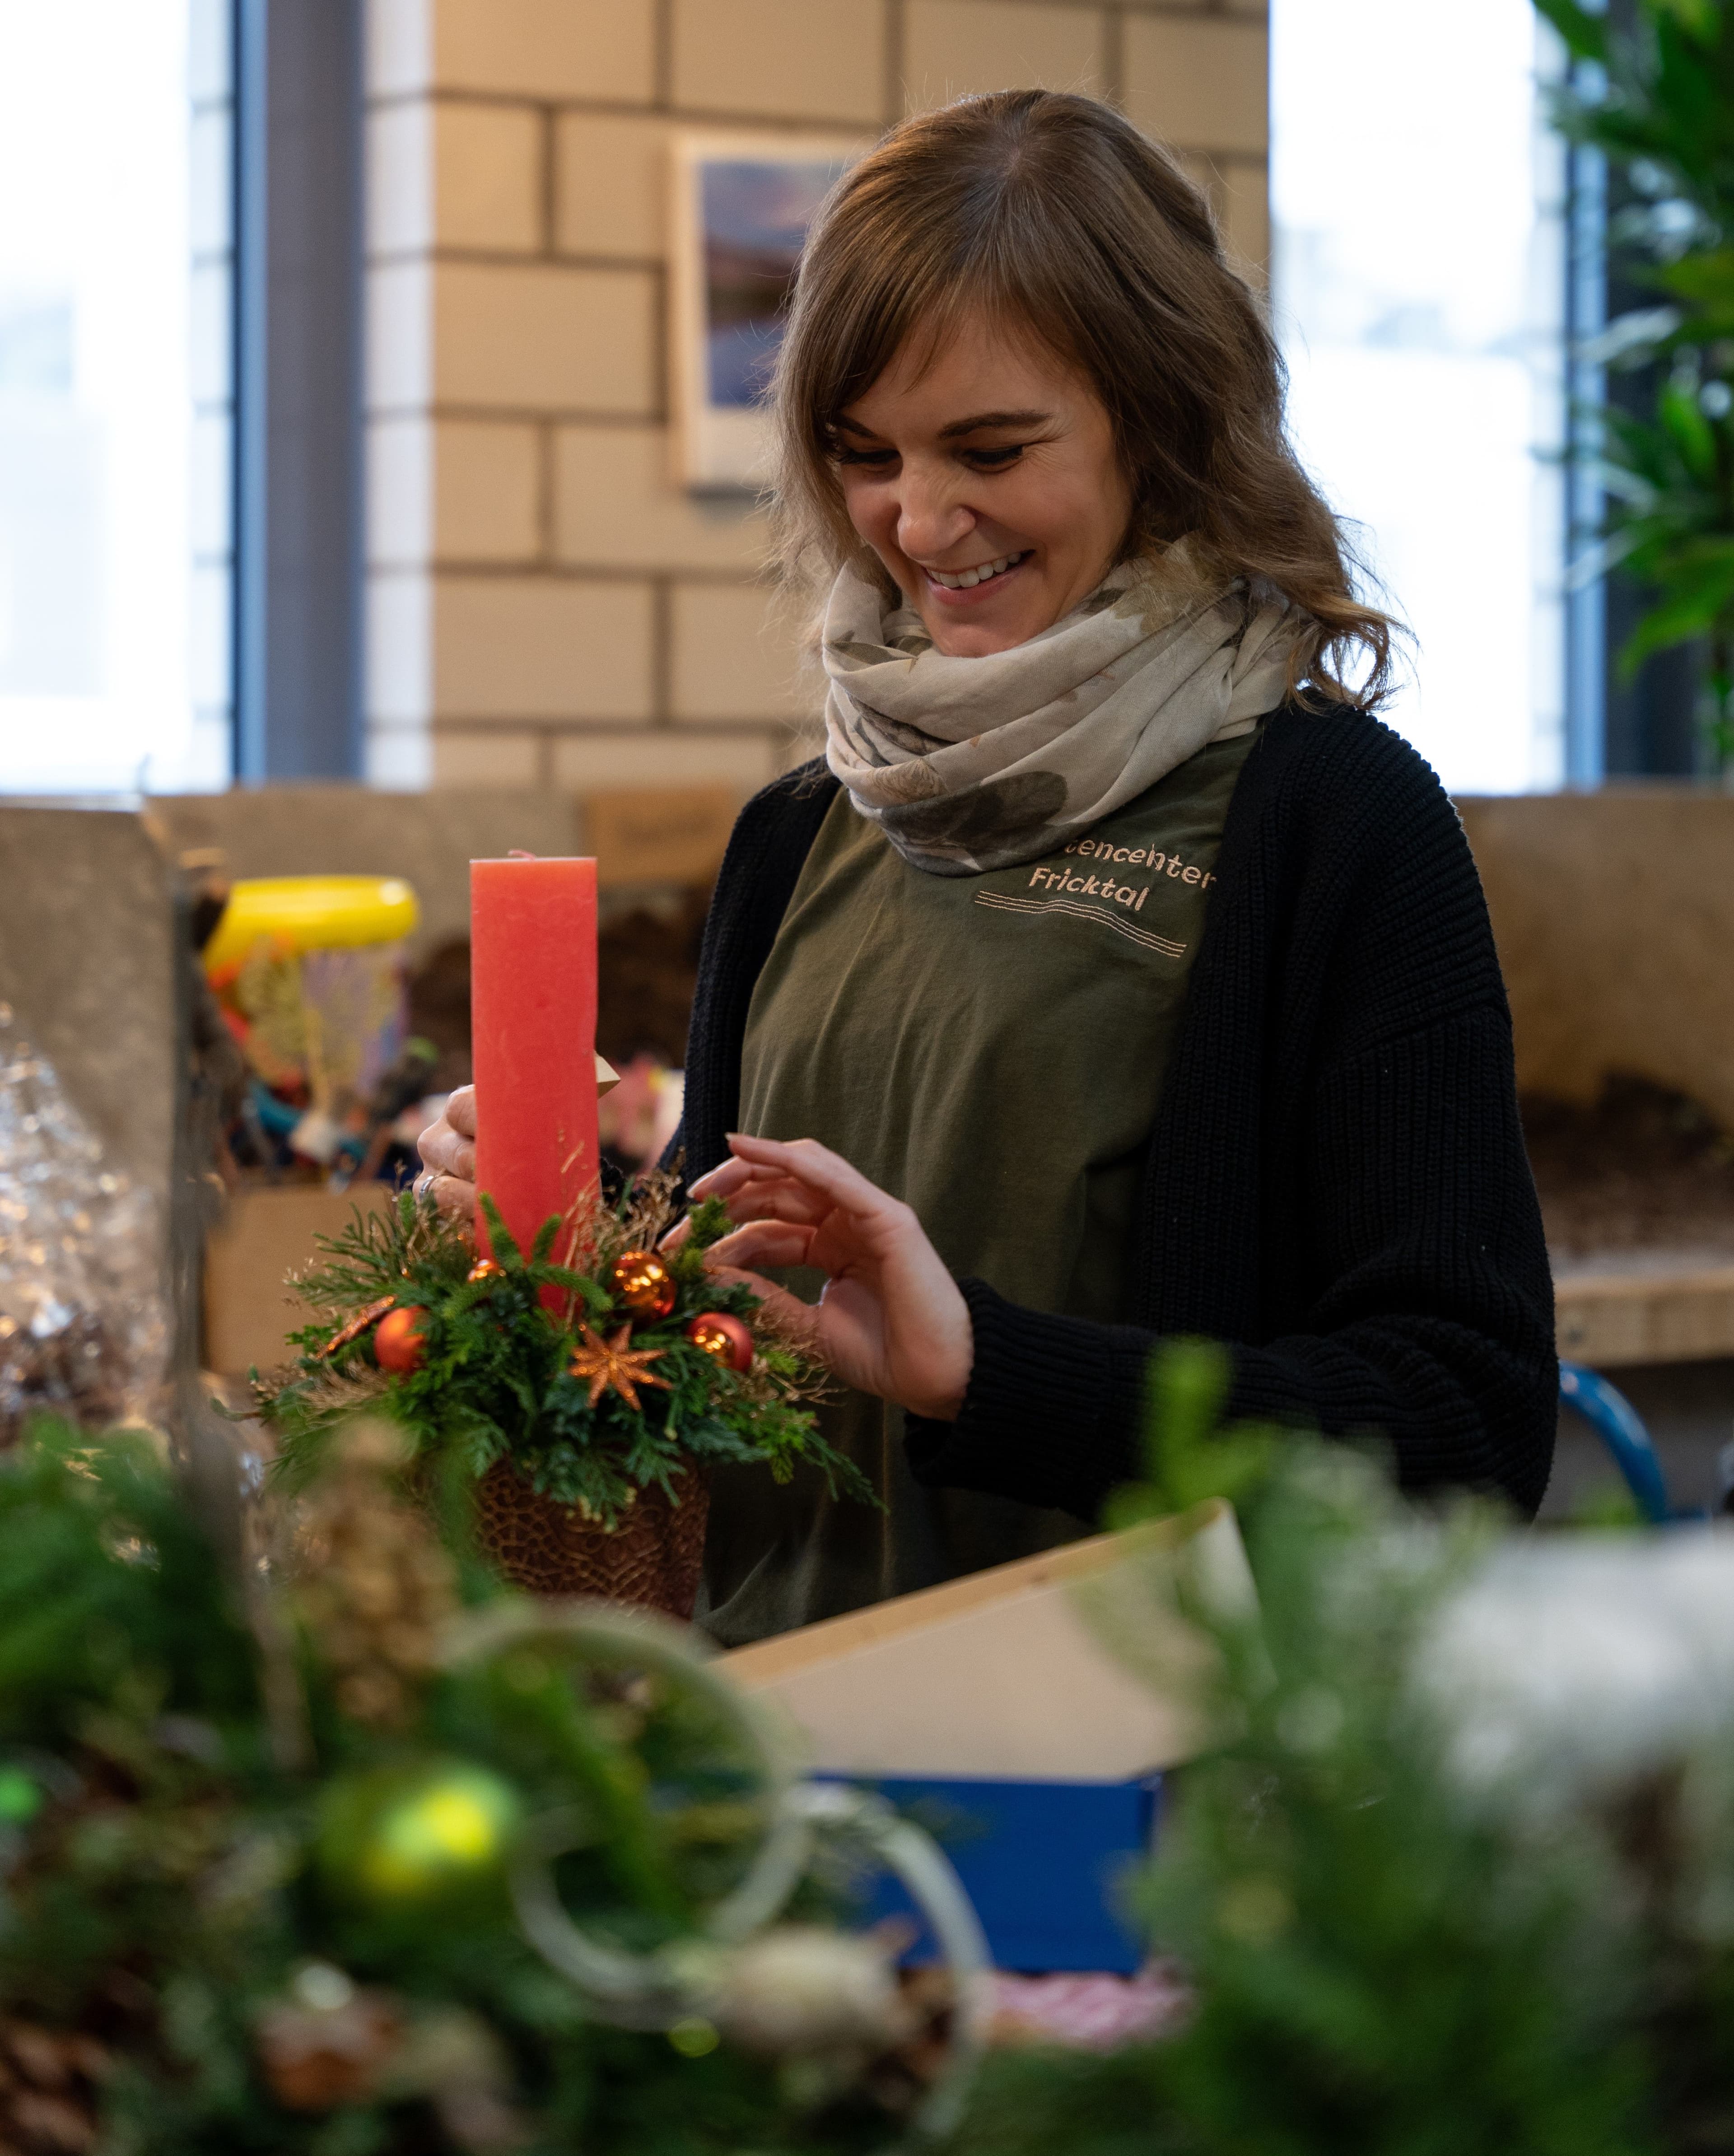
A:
895 464 975 563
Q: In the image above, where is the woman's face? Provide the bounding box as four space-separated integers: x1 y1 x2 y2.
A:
834 309 1133 657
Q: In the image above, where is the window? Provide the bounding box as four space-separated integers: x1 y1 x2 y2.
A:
1271 0 1567 793
0 0 230 795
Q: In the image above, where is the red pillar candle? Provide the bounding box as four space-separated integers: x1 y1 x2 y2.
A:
469 856 599 1263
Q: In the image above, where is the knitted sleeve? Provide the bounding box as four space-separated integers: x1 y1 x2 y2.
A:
904 1003 1557 1521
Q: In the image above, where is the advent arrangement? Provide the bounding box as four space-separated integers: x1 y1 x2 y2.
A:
250 854 867 1616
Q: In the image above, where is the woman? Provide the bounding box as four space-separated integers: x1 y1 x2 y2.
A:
420 91 1556 1645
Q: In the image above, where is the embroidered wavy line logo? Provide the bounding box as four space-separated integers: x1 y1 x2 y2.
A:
974 889 1185 955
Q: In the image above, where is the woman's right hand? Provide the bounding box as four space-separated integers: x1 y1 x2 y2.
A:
415 1083 477 1216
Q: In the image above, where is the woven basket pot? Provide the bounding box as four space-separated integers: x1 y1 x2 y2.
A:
472 1460 710 1620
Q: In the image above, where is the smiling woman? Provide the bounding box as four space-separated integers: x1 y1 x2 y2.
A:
420 91 1559 1647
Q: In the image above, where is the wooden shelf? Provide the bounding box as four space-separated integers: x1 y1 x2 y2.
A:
1555 1256 1734 1368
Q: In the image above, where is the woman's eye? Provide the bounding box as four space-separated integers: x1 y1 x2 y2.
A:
963 445 1025 470
834 446 897 469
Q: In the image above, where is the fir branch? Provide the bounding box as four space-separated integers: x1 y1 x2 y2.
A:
684 1197 733 1251
289 1189 469 1313
477 1193 522 1269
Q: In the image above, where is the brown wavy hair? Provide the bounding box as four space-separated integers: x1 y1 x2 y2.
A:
770 89 1391 709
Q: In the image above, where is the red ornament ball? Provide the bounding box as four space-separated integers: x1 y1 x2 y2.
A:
374 1305 429 1375
686 1311 753 1374
609 1249 676 1321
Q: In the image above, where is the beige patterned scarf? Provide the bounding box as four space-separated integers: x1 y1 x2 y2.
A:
821 553 1300 875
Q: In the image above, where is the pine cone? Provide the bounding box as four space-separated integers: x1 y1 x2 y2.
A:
290 1421 457 1730
0 2019 107 2153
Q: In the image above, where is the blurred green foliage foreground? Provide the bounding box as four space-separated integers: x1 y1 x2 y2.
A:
952 1348 1734 2156
0 1421 913 2156
9 1346 1734 2152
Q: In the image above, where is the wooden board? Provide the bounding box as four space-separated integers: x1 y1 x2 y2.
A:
1556 1258 1734 1368
204 1184 392 1377
1457 790 1734 1137
582 785 741 888
718 1502 1250 1782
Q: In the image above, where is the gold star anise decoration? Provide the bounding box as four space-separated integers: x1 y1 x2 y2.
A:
568 1323 671 1412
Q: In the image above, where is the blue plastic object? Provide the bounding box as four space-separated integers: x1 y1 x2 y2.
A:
250 1078 301 1138
829 1773 1163 1974
1558 1361 1673 1523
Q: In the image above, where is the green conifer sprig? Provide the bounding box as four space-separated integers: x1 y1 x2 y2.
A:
252 1183 869 1530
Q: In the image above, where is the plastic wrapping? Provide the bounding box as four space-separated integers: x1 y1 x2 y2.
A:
0 1001 166 1442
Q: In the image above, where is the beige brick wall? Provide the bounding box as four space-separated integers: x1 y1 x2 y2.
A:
364 0 1270 794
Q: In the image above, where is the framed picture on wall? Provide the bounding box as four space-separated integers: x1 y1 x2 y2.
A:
670 131 862 491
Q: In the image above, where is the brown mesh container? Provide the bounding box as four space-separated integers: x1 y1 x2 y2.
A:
472 1460 709 1619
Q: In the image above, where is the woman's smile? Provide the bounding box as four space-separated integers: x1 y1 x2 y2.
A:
922 548 1032 606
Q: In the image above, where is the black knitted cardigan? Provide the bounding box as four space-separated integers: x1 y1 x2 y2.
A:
676 703 1558 1522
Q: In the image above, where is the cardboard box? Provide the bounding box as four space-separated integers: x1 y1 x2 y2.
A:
204 1064 616 1378
718 1501 1245 1780
836 1772 1163 1975
204 1183 392 1377
720 1503 1248 1972
583 784 741 889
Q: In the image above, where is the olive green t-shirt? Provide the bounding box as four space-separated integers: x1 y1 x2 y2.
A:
697 729 1258 1647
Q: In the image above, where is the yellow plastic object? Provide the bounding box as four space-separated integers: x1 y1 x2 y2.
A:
203 875 420 977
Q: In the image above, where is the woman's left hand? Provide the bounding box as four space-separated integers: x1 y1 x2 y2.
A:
678 1134 973 1422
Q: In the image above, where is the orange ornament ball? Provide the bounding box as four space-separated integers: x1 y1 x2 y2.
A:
466 1258 503 1283
609 1249 676 1321
374 1305 429 1375
686 1311 753 1374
